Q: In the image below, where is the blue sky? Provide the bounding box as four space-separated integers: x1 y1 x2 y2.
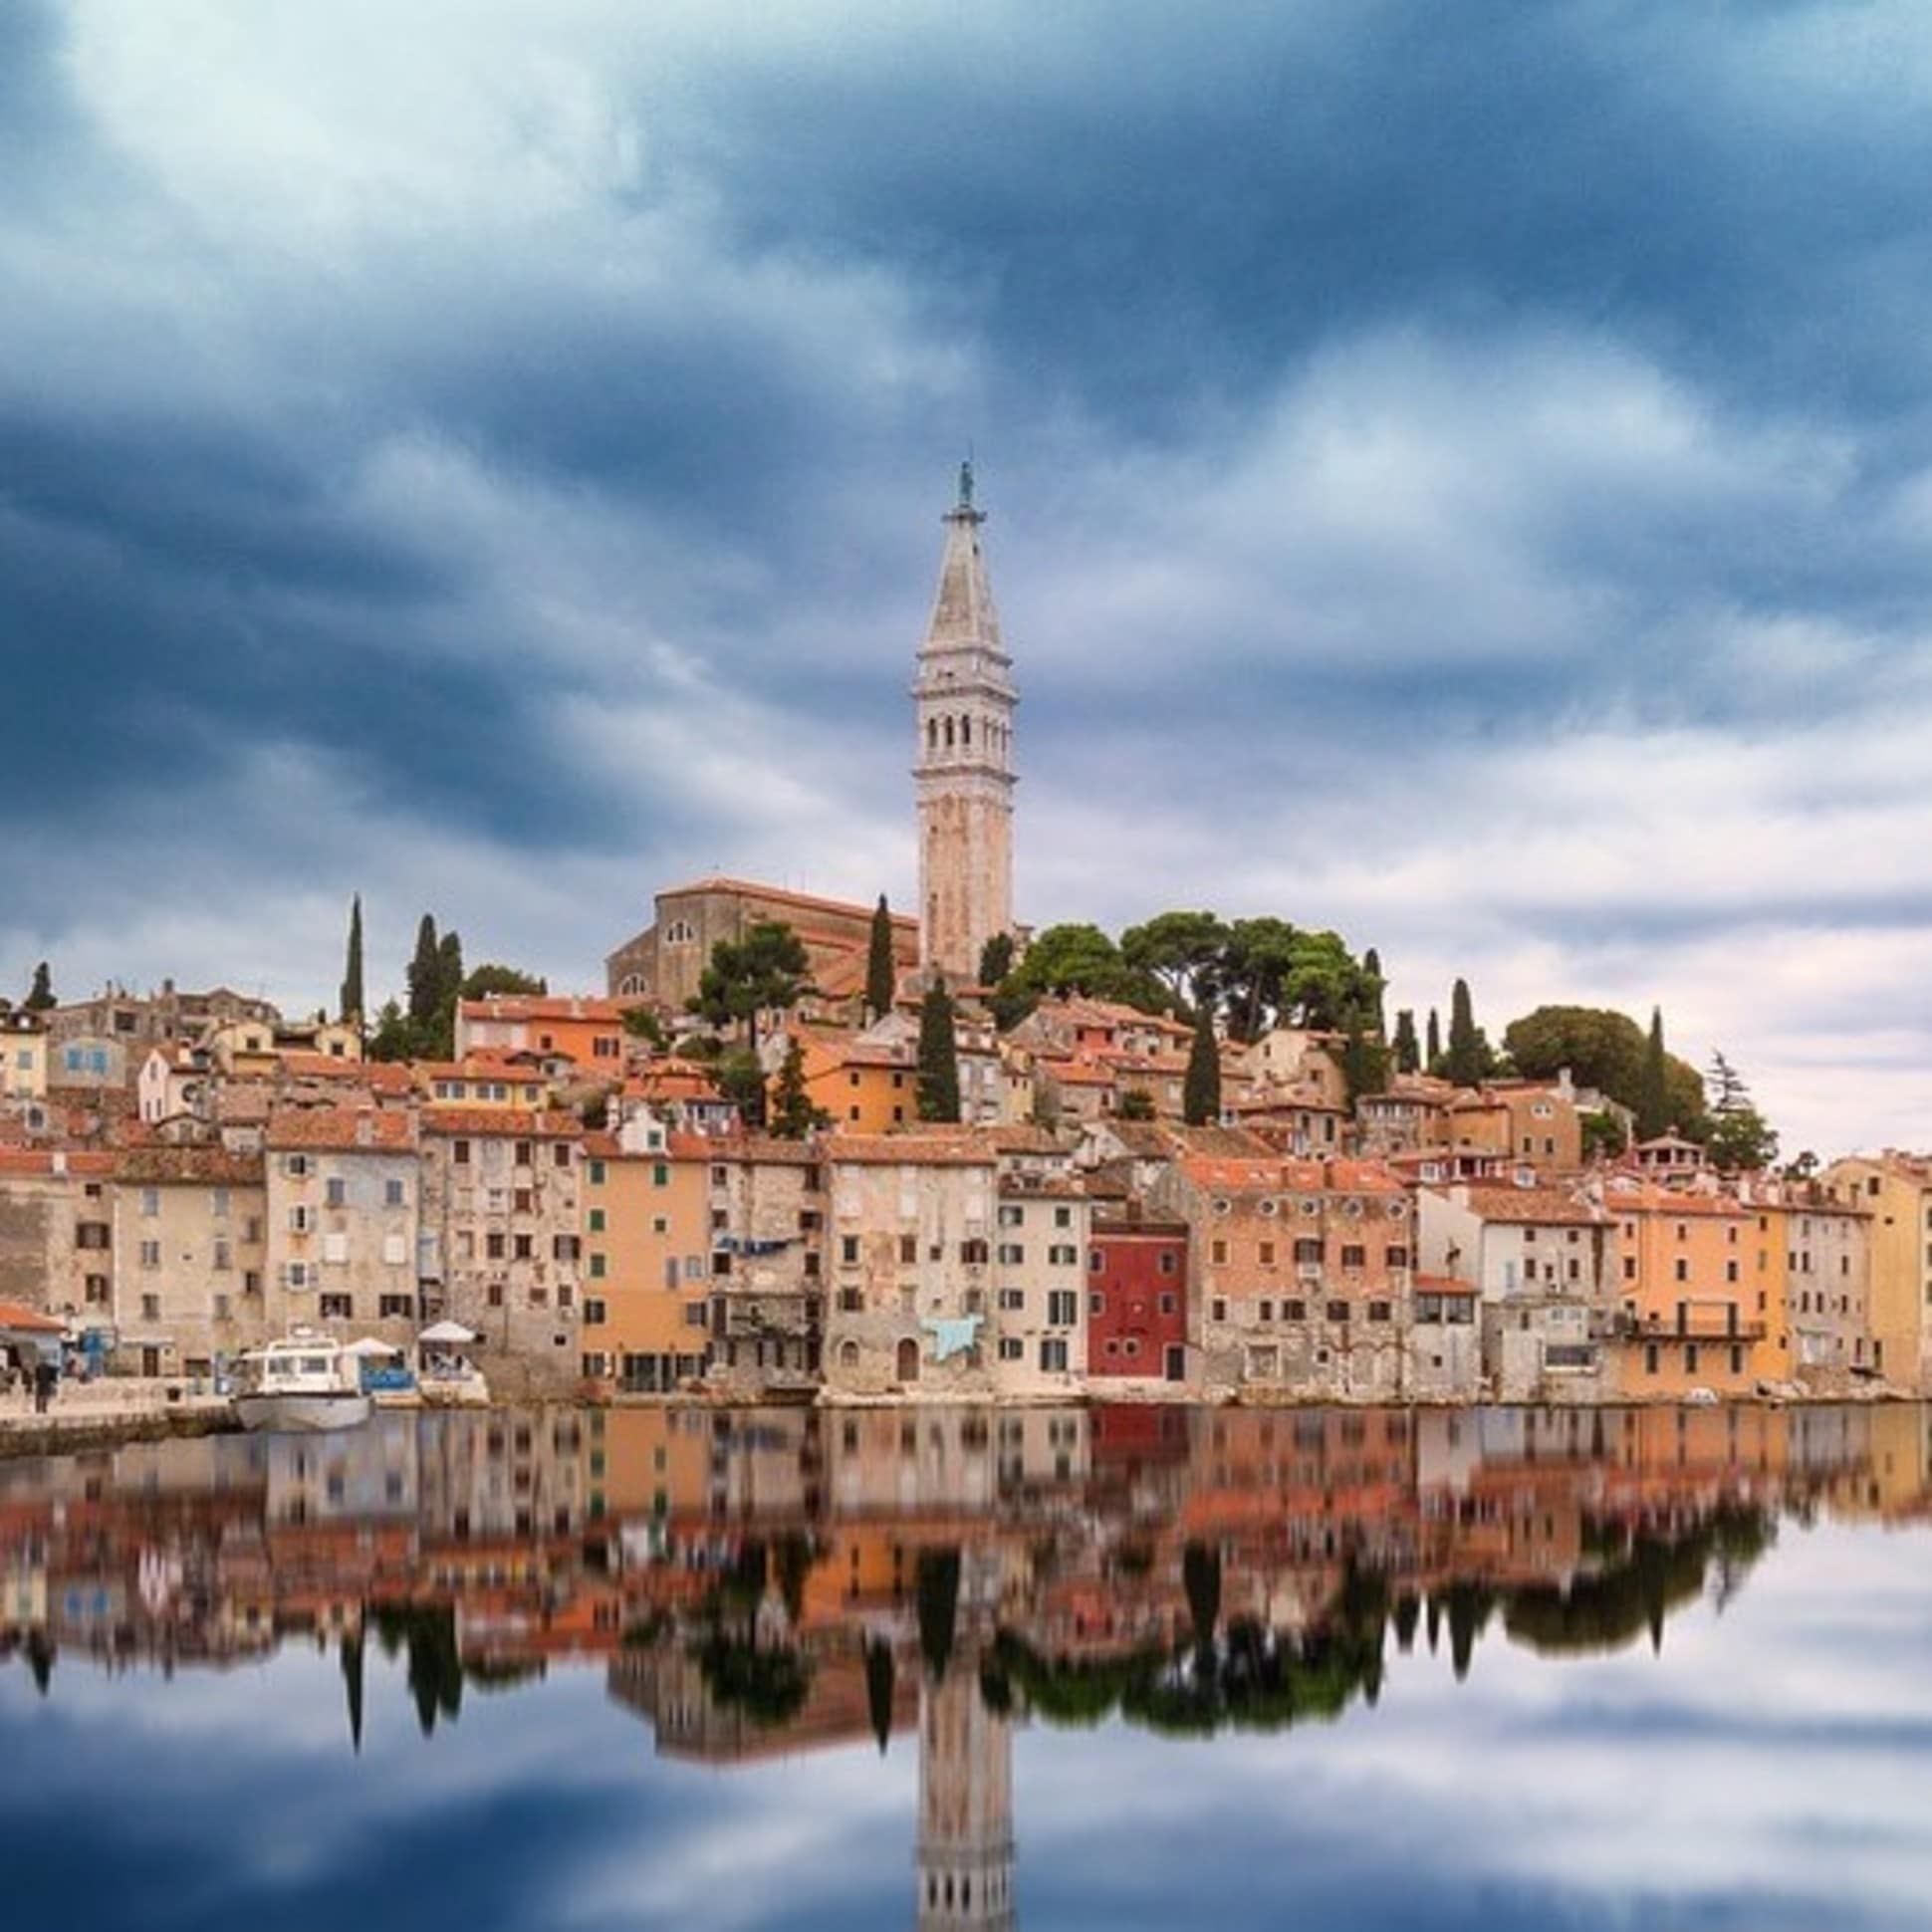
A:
6 1 1932 1149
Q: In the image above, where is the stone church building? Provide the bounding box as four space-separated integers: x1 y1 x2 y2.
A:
605 464 1018 1004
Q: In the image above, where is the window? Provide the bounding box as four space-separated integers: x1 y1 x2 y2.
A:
1284 1298 1306 1321
285 1154 311 1178
1386 1245 1409 1268
486 1232 507 1261
1340 1244 1365 1270
584 1298 607 1326
963 1239 990 1265
1159 1292 1177 1315
1055 1205 1073 1229
1674 1258 1690 1283
515 1141 534 1167
1048 1243 1077 1266
589 1208 605 1234
320 1294 353 1319
1259 1299 1274 1324
85 1274 110 1306
1326 1300 1349 1324
1039 1336 1069 1372
1210 1239 1229 1266
554 1142 573 1169
379 1294 413 1319
140 1294 160 1321
997 1242 1024 1265
589 1158 606 1185
1258 1241 1276 1267
210 1187 230 1218
1158 1250 1177 1276
998 1287 1026 1311
453 1140 471 1165
139 1187 159 1217
1295 1239 1322 1264
139 1240 160 1269
999 1336 1024 1361
1211 1297 1228 1322
385 1178 405 1207
901 1234 920 1265
212 1238 231 1272
1367 1300 1392 1323
1047 1290 1078 1326
325 1177 347 1207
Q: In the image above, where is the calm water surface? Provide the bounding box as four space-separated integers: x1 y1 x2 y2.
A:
2 1402 1929 1930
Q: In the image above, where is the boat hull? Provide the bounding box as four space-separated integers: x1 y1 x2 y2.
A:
233 1390 372 1434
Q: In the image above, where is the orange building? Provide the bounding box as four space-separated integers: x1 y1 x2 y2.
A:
1602 1178 1764 1394
579 1125 711 1391
457 994 630 1071
785 1027 917 1132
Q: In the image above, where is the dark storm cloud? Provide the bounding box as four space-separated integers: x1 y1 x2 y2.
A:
6 0 1932 1141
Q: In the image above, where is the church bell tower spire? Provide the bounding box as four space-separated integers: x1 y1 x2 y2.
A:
914 463 1017 985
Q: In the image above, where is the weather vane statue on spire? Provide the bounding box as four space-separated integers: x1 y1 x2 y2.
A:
957 456 974 512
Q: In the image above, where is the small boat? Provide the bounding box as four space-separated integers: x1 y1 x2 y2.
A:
233 1331 372 1433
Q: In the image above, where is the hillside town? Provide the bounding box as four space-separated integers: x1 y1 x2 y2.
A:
2 469 1927 1412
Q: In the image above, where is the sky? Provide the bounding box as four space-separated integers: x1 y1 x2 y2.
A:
6 0 1932 1152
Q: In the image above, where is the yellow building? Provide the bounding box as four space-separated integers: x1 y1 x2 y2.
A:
1602 1179 1763 1395
579 1120 711 1391
1822 1155 1932 1393
413 1054 553 1110
0 1012 48 1099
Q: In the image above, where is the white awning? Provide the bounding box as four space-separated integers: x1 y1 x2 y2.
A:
418 1320 478 1344
342 1335 403 1357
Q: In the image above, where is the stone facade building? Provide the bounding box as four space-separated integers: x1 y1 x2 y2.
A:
417 1107 584 1390
0 1148 116 1325
987 1176 1089 1396
264 1108 420 1344
914 464 1016 986
702 1137 827 1396
114 1146 268 1376
824 1135 998 1396
1172 1154 1414 1400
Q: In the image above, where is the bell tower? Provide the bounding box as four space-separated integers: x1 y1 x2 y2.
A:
914 461 1017 985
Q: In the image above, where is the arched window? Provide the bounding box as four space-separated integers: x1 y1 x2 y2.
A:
838 1338 858 1369
618 974 645 996
927 717 938 751
895 1336 921 1383
944 716 955 749
663 918 695 945
961 714 972 746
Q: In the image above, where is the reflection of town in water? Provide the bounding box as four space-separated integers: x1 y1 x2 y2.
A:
5 1401 1931 1924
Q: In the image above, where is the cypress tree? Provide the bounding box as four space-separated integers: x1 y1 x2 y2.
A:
1444 979 1488 1087
1362 947 1386 1036
916 978 961 1123
865 1638 896 1755
339 894 365 1024
770 1040 822 1138
1637 1006 1671 1139
977 931 1015 988
1183 1004 1221 1126
406 915 441 1030
434 929 464 1056
1425 1008 1441 1071
24 962 55 1012
1391 1009 1420 1076
864 894 896 1021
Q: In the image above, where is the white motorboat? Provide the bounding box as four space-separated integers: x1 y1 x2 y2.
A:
233 1332 372 1433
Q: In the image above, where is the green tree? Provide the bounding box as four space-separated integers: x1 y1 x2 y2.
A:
338 896 364 1024
1637 1007 1671 1139
1183 1005 1221 1126
977 931 1015 990
916 979 961 1123
1581 1109 1628 1161
865 895 897 1021
1706 1104 1778 1173
715 1047 769 1129
366 999 414 1063
406 915 442 1032
1443 979 1493 1087
1341 1020 1388 1103
24 961 54 1012
1426 1008 1441 1071
622 1007 667 1049
461 963 547 1000
689 922 813 1049
769 1040 827 1138
1361 947 1386 1037
1391 1009 1420 1076
433 929 464 1055
1119 910 1230 1010
1504 1004 1706 1134
1116 1088 1156 1121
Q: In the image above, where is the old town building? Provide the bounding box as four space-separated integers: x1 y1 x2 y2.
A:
1086 1207 1189 1382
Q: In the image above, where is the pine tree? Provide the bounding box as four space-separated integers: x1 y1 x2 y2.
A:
1183 1004 1221 1126
1391 1009 1419 1076
23 962 55 1011
916 979 961 1123
1637 1006 1671 1139
864 895 896 1022
339 895 365 1024
769 1040 824 1138
1426 1008 1441 1071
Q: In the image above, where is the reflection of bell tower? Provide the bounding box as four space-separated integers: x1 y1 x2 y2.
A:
916 1658 1015 1930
